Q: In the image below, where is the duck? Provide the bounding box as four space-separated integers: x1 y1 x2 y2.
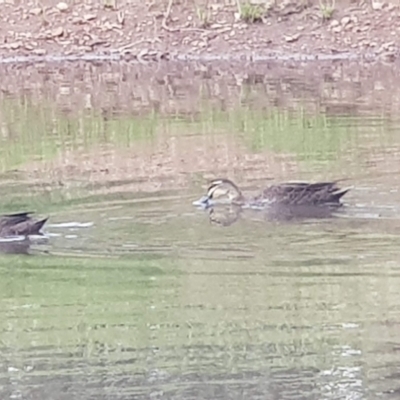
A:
193 178 350 210
0 212 48 238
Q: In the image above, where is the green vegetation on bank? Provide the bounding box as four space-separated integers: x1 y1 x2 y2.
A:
101 0 340 25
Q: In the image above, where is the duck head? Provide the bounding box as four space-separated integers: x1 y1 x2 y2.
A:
193 179 244 208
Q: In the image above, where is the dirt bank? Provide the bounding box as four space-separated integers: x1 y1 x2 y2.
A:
1 0 399 63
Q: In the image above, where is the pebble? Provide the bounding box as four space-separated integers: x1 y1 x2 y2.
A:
56 2 69 12
52 27 64 37
284 33 300 43
29 8 42 16
32 48 46 55
371 1 384 10
84 14 97 21
9 42 22 50
341 16 351 26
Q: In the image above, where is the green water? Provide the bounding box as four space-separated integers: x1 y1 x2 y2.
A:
0 61 400 399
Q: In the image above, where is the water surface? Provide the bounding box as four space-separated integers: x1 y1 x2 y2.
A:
0 61 400 399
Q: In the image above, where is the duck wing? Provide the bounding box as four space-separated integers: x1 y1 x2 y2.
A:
260 181 350 206
0 212 35 226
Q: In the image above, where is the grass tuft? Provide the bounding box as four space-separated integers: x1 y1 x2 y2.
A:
196 5 213 28
237 1 264 23
319 0 335 21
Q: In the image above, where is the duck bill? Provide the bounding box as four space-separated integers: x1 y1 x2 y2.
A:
192 195 211 209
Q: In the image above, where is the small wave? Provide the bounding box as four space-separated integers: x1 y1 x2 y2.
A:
0 236 26 243
48 222 94 228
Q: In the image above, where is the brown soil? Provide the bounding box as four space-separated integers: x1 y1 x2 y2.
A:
0 0 399 62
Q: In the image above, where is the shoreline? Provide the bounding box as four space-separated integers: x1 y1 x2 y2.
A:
0 49 380 65
1 1 399 65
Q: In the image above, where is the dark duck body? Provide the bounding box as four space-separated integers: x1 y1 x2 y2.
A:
0 212 48 237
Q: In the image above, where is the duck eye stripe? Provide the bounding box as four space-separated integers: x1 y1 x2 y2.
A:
208 185 218 195
208 182 221 191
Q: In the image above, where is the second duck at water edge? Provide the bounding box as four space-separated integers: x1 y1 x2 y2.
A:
0 212 48 238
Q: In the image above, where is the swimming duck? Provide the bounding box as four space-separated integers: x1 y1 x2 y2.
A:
193 178 350 209
0 212 48 238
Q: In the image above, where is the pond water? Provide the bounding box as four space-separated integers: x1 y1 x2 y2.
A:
0 60 400 399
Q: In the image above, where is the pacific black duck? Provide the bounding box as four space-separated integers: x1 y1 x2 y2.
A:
193 178 350 209
0 212 48 238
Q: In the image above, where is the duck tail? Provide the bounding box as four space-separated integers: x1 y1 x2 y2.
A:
30 218 48 235
331 187 352 203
